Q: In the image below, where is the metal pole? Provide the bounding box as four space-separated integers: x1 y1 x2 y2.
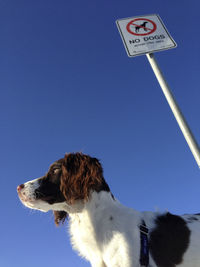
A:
146 53 200 168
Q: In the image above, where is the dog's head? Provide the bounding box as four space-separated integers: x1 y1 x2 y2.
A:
17 153 110 225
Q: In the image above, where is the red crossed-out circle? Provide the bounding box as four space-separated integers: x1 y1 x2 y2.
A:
126 18 157 36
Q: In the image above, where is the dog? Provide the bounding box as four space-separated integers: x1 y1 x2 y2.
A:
17 152 200 267
135 22 148 33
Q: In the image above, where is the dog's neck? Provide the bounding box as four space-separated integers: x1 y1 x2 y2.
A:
62 191 115 215
66 190 140 223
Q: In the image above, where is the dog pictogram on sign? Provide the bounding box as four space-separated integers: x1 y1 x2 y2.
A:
126 18 157 36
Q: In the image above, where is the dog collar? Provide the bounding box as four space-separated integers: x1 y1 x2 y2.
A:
139 220 149 266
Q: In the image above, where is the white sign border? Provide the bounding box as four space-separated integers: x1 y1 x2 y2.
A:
116 14 177 57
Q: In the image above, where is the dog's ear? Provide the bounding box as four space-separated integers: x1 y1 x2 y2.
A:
53 211 68 226
60 153 109 204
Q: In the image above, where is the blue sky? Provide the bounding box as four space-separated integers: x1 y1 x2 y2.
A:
1 0 200 266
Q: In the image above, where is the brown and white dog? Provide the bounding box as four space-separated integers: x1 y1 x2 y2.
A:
17 152 200 267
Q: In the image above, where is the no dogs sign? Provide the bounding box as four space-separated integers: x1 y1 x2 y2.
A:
116 14 200 168
116 14 177 57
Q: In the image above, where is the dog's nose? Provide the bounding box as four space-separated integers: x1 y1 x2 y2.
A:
17 184 25 192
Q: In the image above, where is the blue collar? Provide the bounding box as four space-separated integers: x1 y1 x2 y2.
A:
139 220 149 266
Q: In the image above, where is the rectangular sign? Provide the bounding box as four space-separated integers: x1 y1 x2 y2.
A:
116 14 177 57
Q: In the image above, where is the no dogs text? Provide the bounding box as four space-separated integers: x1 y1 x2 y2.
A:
129 34 166 44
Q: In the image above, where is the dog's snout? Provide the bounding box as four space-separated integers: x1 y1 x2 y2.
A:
17 184 25 192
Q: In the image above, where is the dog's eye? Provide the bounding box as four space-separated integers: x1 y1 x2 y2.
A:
52 168 60 175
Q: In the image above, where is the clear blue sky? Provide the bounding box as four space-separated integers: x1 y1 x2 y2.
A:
1 1 200 266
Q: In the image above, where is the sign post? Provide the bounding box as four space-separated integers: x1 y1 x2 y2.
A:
116 14 200 168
